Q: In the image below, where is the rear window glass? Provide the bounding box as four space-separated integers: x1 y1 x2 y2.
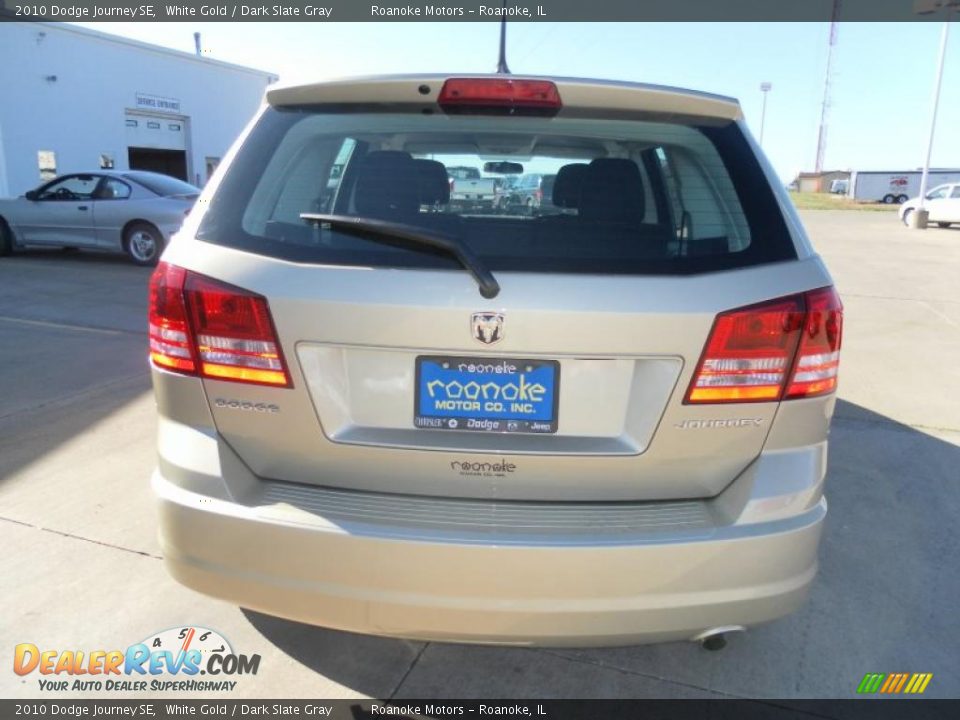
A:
125 172 199 197
196 108 795 275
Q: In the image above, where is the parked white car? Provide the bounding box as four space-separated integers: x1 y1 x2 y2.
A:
899 183 960 227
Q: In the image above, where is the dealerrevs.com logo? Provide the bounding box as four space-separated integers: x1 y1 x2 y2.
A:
13 626 260 692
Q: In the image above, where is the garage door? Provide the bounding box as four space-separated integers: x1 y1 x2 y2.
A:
125 112 186 151
126 112 188 181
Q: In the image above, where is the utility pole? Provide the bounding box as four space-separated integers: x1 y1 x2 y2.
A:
759 82 772 147
911 2 957 228
814 0 842 173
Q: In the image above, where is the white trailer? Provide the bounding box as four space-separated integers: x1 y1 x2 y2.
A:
849 170 960 204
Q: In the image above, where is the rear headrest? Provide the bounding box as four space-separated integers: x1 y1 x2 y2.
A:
414 159 450 205
552 163 588 208
579 158 645 223
354 150 419 218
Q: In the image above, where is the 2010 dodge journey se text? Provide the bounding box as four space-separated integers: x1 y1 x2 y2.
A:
148 75 843 647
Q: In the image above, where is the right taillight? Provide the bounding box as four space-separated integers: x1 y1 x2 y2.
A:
785 286 843 399
685 287 842 404
147 262 291 388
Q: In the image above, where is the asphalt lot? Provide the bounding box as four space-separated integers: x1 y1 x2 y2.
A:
1 211 958 700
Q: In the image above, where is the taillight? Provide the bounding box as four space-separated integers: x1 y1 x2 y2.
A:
438 78 562 115
685 287 842 404
785 286 843 399
147 262 291 388
148 263 195 373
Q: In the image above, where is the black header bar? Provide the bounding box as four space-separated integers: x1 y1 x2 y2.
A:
1 0 959 22
1 699 959 719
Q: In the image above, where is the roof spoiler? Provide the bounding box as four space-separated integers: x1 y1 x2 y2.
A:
266 75 743 122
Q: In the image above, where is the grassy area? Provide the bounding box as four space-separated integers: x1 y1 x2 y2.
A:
788 191 899 211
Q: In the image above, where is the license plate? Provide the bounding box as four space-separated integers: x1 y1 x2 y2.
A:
414 356 559 433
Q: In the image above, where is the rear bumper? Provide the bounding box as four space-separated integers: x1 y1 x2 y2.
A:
154 435 827 647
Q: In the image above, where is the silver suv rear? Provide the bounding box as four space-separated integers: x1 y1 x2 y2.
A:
149 75 842 647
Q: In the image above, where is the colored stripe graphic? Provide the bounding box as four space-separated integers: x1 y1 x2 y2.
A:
857 673 885 693
857 672 932 694
880 674 898 693
909 673 934 694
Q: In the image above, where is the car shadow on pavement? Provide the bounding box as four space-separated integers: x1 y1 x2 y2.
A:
242 399 960 698
0 252 152 488
8 247 139 265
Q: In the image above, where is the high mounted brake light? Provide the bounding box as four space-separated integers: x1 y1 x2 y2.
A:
685 287 843 404
148 262 291 388
438 78 562 115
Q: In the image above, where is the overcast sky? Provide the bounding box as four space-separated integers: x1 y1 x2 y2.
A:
74 21 960 181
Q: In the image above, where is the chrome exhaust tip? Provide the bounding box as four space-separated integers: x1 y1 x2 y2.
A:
691 625 746 651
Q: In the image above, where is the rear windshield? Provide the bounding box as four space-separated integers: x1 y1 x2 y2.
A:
197 107 795 275
126 172 199 197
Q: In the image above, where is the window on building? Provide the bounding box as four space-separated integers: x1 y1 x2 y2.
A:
147 121 161 130
100 153 115 169
38 150 57 181
169 123 182 131
125 119 138 128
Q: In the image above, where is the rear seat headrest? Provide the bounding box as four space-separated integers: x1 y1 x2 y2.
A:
579 158 645 223
552 163 588 209
414 159 450 206
354 150 419 218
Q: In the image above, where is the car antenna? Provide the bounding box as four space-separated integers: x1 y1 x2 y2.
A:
496 1 511 74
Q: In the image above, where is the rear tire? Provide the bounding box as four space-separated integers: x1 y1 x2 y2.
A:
0 218 13 256
123 222 163 266
882 194 896 205
896 194 909 204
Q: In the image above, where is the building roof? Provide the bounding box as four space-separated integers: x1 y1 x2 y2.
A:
34 22 277 81
798 170 850 178
851 168 960 174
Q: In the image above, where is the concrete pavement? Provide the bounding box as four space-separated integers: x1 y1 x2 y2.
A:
1 214 958 699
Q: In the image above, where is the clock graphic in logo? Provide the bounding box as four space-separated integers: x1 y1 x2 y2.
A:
141 626 232 660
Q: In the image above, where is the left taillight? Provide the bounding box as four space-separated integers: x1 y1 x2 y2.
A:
149 263 195 373
148 262 291 388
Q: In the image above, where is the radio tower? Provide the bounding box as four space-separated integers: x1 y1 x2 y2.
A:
814 0 842 173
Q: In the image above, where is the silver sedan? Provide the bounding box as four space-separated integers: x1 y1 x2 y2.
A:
0 171 199 265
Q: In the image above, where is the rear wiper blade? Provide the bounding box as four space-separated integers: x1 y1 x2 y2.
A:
300 213 500 299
